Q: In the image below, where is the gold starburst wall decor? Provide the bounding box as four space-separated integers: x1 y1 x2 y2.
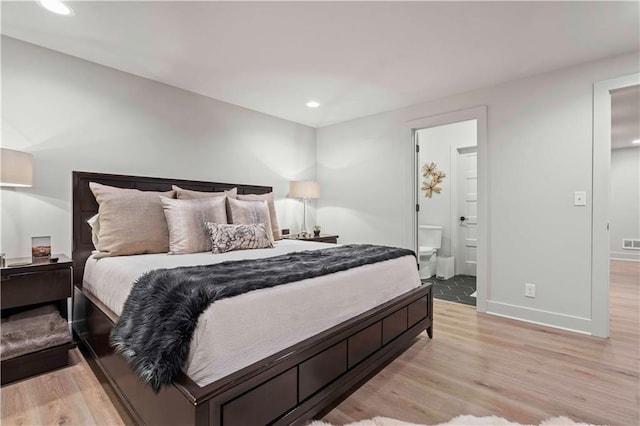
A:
421 162 445 198
422 162 436 177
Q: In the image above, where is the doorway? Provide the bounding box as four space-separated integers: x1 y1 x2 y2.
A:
408 105 487 310
592 73 639 338
417 121 477 306
609 85 640 263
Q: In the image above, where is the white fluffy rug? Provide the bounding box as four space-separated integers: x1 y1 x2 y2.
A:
309 415 594 426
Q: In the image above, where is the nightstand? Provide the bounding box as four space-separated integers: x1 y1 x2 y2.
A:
286 234 339 244
1 254 76 385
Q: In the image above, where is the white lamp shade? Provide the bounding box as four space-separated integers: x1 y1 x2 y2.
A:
0 148 33 187
289 180 320 199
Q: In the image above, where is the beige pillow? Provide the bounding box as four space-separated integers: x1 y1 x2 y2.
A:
89 182 175 258
237 192 281 240
206 223 273 254
227 198 274 242
161 197 228 254
173 185 237 200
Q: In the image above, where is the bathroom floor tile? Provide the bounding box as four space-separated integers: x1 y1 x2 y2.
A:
423 274 476 307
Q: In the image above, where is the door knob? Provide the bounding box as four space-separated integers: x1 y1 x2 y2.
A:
460 216 466 221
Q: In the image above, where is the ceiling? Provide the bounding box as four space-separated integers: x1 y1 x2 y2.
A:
611 85 640 150
1 1 639 128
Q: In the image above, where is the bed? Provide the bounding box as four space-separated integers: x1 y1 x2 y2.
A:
71 171 433 426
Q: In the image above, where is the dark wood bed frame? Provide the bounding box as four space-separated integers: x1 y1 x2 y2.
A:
71 171 433 426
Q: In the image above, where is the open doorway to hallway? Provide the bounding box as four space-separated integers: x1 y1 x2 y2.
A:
592 72 639 337
416 120 478 306
609 85 639 263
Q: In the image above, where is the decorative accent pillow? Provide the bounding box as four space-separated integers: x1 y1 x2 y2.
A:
206 222 273 254
160 197 228 254
89 182 175 258
173 185 237 200
227 198 274 242
237 192 281 240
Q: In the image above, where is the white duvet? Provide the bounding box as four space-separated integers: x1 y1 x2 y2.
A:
83 240 420 386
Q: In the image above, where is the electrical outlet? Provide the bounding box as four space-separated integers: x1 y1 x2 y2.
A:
525 283 536 298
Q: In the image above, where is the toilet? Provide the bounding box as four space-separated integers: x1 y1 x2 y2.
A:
418 225 443 279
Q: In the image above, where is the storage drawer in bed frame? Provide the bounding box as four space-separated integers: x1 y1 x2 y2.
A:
73 283 432 426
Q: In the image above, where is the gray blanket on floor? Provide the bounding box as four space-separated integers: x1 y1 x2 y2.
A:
1 304 71 361
110 244 415 391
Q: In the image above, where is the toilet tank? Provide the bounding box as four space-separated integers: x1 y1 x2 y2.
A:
419 225 443 249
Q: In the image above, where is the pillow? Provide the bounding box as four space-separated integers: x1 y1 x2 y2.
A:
206 222 273 254
86 214 100 248
160 197 227 254
237 192 281 240
227 198 274 242
173 185 237 200
89 182 176 258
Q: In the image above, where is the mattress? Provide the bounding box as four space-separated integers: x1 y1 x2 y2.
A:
83 240 421 387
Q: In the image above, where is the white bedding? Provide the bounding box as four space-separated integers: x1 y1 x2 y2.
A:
83 240 421 386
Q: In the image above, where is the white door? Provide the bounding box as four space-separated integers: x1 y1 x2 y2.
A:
457 149 478 276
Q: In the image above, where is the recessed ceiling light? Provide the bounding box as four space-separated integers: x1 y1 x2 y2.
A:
305 101 320 108
633 139 640 145
38 0 74 16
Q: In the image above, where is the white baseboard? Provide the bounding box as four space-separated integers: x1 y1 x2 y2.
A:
610 251 640 262
486 300 592 335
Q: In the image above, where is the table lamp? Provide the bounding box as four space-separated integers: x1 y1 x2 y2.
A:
289 180 320 236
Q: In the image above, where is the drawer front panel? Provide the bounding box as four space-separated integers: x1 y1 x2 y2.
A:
1 269 71 309
299 341 347 401
222 368 297 426
1 344 70 385
382 307 408 345
314 236 337 244
348 321 382 369
408 296 428 327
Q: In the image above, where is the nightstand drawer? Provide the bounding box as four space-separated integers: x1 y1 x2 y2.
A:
311 236 338 244
1 269 71 309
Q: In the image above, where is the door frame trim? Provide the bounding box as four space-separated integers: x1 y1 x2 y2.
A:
407 105 488 312
592 73 639 338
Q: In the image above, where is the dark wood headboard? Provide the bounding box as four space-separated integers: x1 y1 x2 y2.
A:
72 171 273 287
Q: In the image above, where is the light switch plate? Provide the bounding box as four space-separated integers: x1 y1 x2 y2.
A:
574 191 586 206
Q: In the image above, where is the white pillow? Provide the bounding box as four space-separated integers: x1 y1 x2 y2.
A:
87 214 100 248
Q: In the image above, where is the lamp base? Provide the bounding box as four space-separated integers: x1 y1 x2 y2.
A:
300 198 309 236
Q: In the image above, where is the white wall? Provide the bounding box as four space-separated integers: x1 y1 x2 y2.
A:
610 147 640 261
0 37 316 258
317 51 639 333
417 120 476 258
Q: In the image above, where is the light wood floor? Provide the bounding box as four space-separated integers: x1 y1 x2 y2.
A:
2 261 638 425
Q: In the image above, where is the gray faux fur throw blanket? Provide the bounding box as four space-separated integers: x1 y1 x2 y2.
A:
110 244 415 391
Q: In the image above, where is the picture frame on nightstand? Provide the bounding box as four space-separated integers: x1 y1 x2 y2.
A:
31 235 51 263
